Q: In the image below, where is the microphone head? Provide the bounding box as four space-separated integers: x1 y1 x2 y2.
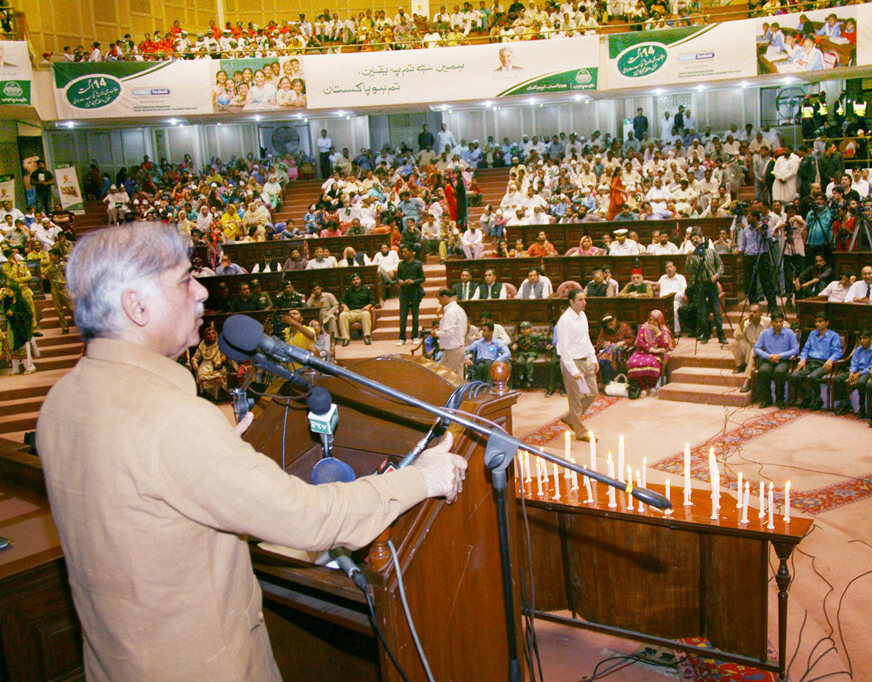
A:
312 457 356 484
307 386 333 416
221 314 265 356
631 487 673 510
218 331 252 363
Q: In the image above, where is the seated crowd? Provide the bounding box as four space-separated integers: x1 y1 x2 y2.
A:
57 0 728 62
52 0 865 62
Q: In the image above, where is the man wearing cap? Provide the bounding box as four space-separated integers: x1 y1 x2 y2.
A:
33 217 63 251
104 185 130 225
608 228 641 256
789 311 842 409
511 321 549 389
337 272 375 346
619 269 653 297
555 289 597 440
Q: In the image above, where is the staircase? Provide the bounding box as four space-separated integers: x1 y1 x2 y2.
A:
77 201 112 233
0 297 82 443
657 307 797 407
272 179 325 226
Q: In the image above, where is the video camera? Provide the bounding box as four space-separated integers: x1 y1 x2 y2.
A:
732 200 748 217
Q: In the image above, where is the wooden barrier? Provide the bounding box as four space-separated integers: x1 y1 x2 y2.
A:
196 264 383 306
831 253 872 277
446 254 740 300
213 234 392 272
459 294 675 339
796 299 872 346
509 218 734 253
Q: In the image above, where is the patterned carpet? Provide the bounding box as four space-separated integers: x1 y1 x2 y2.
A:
674 638 778 682
651 408 872 515
521 401 872 515
519 395 623 448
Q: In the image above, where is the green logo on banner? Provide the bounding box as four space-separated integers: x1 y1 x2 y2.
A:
616 43 668 78
3 81 22 98
66 75 122 109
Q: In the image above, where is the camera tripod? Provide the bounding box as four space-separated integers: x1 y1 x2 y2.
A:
848 207 872 251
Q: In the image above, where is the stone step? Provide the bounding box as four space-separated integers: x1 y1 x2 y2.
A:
35 331 83 347
669 367 745 388
1 395 47 415
34 355 80 371
657 382 752 407
0 410 39 434
36 342 83 359
669 353 734 370
0 382 53 401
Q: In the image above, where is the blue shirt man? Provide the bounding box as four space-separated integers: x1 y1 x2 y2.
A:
834 329 872 416
805 198 833 246
465 322 510 382
754 324 800 360
754 313 799 406
789 312 842 408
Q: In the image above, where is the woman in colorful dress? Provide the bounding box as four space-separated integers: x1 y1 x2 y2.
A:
190 324 229 400
595 315 635 386
627 310 674 392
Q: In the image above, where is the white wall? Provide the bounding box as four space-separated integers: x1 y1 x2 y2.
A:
307 116 370 156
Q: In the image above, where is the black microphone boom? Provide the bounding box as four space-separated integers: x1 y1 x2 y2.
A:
219 314 672 511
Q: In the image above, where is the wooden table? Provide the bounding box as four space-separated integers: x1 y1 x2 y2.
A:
516 469 812 679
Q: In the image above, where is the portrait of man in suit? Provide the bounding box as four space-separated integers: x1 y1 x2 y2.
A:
496 46 522 71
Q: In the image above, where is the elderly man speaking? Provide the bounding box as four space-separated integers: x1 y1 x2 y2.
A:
36 222 467 682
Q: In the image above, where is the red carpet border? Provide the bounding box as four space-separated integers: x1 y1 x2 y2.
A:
651 408 872 515
674 637 778 682
519 395 623 448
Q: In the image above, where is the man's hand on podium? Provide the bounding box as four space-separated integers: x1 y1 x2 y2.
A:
414 432 468 504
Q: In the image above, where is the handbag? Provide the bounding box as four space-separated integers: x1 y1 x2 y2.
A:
604 373 629 397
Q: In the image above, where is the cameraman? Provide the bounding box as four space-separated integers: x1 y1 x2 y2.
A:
686 230 728 345
804 192 834 264
772 204 807 303
738 209 778 312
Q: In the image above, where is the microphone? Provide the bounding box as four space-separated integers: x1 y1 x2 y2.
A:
221 314 312 367
307 387 338 459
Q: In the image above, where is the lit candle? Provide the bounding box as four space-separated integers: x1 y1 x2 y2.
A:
583 466 593 503
542 458 550 484
665 478 673 515
758 481 766 519
618 435 625 483
784 480 791 523
741 482 750 524
570 457 578 491
564 430 571 463
710 467 720 520
606 453 616 508
636 470 644 512
768 482 775 530
642 457 647 489
589 432 597 473
524 451 532 483
552 463 561 500
708 448 716 484
683 443 693 506
626 472 634 511
536 467 543 496
737 472 743 508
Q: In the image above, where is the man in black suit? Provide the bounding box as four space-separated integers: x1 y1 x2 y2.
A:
452 268 479 301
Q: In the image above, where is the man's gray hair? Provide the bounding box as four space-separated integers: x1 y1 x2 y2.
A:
67 222 190 342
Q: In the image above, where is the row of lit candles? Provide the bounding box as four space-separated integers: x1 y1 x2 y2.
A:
515 434 793 526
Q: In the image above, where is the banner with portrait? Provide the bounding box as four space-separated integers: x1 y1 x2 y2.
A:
755 6 860 75
0 175 14 203
208 56 307 114
0 42 32 105
606 23 756 89
303 36 599 109
52 61 212 119
55 164 85 214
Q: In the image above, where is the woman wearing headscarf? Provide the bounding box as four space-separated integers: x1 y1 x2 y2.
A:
595 315 635 386
627 310 674 392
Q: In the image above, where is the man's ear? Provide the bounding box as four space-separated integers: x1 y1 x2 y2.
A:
121 289 149 328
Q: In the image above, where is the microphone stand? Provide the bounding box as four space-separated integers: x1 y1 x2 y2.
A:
223 323 671 682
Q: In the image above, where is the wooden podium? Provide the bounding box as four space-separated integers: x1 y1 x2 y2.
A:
244 355 523 682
